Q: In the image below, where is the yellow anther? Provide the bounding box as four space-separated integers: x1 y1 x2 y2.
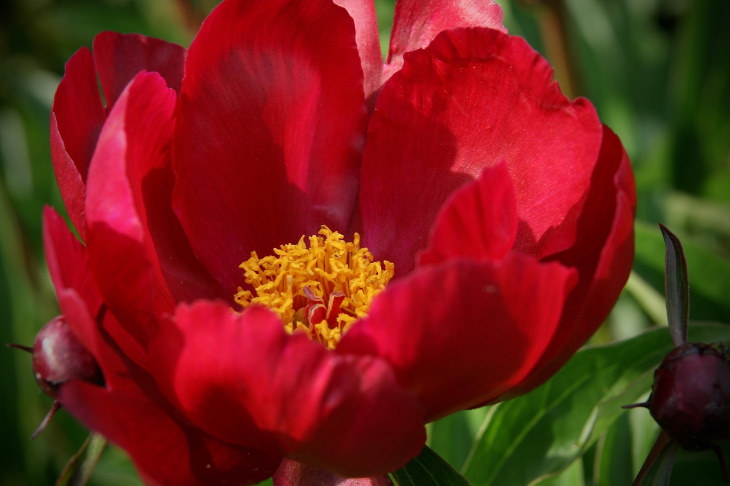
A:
234 227 394 349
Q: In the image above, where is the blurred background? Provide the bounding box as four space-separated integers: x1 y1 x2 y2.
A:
1 0 728 484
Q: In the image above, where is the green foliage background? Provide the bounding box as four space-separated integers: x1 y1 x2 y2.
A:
1 0 728 484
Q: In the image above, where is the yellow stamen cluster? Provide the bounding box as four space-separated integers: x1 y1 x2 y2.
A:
234 226 394 349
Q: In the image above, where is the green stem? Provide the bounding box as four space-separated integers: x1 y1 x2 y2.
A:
536 0 583 98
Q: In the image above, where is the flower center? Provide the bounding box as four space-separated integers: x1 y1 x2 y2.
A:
234 226 394 349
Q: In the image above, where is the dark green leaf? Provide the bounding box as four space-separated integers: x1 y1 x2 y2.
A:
659 225 689 346
669 441 730 485
392 445 471 486
461 324 730 486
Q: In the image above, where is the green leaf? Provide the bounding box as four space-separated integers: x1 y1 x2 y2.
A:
593 413 634 486
392 445 471 486
460 324 730 486
533 457 585 486
55 433 107 486
428 407 490 470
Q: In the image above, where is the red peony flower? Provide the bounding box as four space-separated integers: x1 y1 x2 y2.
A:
41 0 635 484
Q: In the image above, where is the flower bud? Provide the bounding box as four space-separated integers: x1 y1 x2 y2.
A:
31 316 104 397
649 342 730 450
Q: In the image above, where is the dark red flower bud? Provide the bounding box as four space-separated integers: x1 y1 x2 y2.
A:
31 316 104 398
649 342 730 450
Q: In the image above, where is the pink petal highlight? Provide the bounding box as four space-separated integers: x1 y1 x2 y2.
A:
274 459 393 486
85 72 177 344
333 0 384 98
387 0 504 77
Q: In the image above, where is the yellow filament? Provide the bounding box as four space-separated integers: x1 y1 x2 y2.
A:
234 226 394 349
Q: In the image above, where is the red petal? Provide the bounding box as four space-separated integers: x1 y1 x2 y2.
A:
361 29 601 273
148 301 426 477
418 162 518 266
58 288 280 485
172 0 366 293
43 207 149 371
132 160 229 304
93 31 186 107
85 72 177 344
51 34 185 240
339 255 577 421
120 92 227 303
51 47 106 237
42 207 113 363
60 380 279 486
333 0 384 99
386 0 504 77
501 125 636 399
60 288 151 386
93 37 225 305
43 207 99 312
274 459 393 486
